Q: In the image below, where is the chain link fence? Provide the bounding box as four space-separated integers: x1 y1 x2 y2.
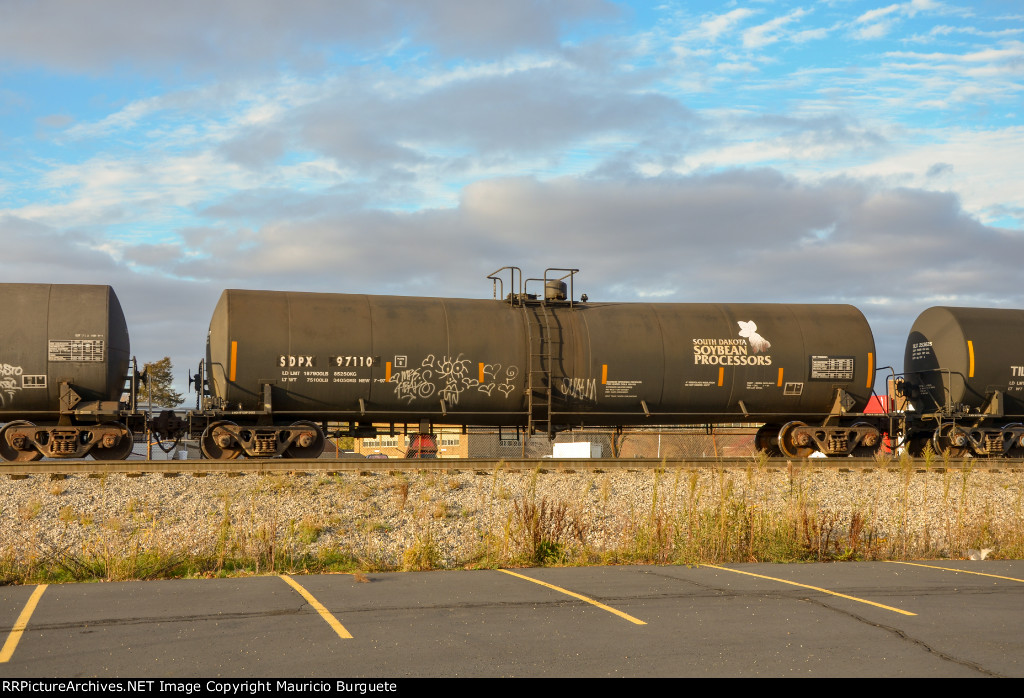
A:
345 425 758 460
121 425 759 460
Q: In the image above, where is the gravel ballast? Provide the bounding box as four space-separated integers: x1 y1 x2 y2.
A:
1 464 1021 571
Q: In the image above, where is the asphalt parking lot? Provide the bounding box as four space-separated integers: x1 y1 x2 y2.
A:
1 561 1021 677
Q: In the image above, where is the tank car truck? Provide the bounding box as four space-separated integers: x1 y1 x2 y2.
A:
897 306 1024 457
0 284 140 461
182 268 884 459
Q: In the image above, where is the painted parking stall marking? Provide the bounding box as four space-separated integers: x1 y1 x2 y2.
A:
499 569 647 625
887 561 1024 583
702 565 917 616
0 584 47 663
279 575 353 639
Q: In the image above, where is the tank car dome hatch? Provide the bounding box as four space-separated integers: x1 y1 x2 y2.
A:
545 280 568 302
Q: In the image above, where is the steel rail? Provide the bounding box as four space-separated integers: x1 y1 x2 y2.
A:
0 457 1018 477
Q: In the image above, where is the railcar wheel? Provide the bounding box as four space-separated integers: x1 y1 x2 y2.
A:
0 421 43 462
779 421 815 458
1001 424 1024 458
932 424 970 458
850 422 882 458
89 426 134 461
754 424 782 457
201 421 243 460
282 421 326 459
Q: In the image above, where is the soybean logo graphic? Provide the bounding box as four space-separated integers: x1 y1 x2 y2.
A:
692 321 773 366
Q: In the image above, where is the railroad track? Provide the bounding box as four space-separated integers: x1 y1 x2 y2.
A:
1 456 1020 476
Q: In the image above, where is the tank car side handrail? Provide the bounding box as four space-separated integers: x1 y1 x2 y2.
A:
901 367 968 416
487 266 522 305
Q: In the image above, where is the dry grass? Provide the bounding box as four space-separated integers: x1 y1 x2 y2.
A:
0 457 1020 585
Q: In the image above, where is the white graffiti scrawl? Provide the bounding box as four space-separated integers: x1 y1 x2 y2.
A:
0 363 24 408
559 377 597 402
391 357 436 404
498 366 518 398
434 353 472 405
390 353 520 404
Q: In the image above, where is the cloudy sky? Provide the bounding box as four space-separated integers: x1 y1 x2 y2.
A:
1 0 1022 396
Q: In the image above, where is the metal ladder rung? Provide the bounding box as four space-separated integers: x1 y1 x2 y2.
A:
525 303 559 438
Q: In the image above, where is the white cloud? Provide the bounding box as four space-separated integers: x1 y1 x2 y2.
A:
684 8 758 43
856 4 903 25
743 8 811 49
841 126 1024 227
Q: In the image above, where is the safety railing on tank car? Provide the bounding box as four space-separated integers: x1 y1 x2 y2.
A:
488 267 583 308
488 266 523 305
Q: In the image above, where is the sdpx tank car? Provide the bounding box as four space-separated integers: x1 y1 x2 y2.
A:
0 283 138 461
187 267 883 459
898 306 1024 457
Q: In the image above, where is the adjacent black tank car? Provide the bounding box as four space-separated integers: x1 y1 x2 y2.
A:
0 283 136 461
899 306 1024 457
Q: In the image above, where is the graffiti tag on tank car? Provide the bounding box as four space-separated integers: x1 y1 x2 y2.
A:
559 377 597 402
0 363 24 407
392 365 436 402
389 353 519 404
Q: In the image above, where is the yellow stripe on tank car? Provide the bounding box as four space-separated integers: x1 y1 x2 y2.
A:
386 361 392 382
479 362 485 384
968 341 975 378
602 364 608 384
230 341 238 382
718 367 724 386
866 352 873 389
777 367 784 387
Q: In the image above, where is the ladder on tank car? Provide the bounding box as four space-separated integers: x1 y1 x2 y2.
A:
487 266 576 439
525 303 557 437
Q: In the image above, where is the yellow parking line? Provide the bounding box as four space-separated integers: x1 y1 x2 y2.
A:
0 584 47 663
279 575 353 639
499 569 646 625
702 565 916 616
886 561 1024 583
